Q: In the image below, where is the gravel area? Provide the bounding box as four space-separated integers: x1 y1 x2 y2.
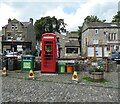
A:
1 64 120 103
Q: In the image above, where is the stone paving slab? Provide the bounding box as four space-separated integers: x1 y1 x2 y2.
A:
3 70 119 89
1 64 120 102
2 77 119 102
1 69 119 103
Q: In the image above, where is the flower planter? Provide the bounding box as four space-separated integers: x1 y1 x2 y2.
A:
89 72 104 80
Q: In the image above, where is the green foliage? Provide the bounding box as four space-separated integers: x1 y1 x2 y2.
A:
84 15 105 23
90 65 104 72
34 16 67 41
94 66 104 72
112 11 120 22
82 76 109 83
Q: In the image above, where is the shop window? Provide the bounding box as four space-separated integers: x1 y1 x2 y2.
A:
66 48 78 54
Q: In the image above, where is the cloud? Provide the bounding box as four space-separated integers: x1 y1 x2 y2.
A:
0 0 119 32
0 3 20 30
42 0 118 31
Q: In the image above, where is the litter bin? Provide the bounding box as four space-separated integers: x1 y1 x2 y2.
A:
57 62 66 73
66 63 74 73
1 55 8 70
7 56 17 70
21 55 35 71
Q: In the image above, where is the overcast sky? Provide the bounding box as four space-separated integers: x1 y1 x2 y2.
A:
0 0 120 32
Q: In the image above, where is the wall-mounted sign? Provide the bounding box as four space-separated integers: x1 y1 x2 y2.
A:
87 45 111 58
88 47 94 57
96 47 102 57
104 46 111 57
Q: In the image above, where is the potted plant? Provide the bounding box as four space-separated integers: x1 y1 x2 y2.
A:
89 65 104 80
45 46 52 53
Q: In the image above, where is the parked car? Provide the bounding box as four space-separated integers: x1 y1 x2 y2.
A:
111 51 120 63
5 51 22 59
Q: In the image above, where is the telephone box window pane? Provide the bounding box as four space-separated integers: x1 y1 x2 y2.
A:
44 41 53 52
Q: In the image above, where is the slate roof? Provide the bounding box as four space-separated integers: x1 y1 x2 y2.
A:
2 19 30 28
82 22 120 32
21 22 31 27
65 40 80 47
67 32 79 38
86 22 120 27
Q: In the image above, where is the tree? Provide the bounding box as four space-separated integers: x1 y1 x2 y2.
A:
84 15 106 23
112 11 120 22
34 16 67 41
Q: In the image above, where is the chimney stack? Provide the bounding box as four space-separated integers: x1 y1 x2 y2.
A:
8 18 11 23
29 18 33 24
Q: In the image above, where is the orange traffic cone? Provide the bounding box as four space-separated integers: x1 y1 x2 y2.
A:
2 67 8 76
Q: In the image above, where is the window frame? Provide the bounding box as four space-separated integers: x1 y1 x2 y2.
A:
66 47 78 54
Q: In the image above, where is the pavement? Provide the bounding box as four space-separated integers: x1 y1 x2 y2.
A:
1 64 120 103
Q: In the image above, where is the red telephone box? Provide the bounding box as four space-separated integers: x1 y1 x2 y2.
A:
41 33 57 73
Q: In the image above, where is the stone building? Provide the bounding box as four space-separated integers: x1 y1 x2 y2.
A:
2 18 36 54
82 22 120 56
55 32 69 58
0 33 2 54
65 32 80 58
55 32 81 58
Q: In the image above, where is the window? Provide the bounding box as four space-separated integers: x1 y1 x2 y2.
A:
17 34 22 41
14 24 18 30
8 37 11 40
108 33 117 41
95 29 98 34
11 24 18 30
66 48 78 54
116 46 119 51
111 33 114 40
108 33 111 40
7 33 12 40
113 33 117 40
8 33 11 36
11 25 14 30
93 39 98 44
